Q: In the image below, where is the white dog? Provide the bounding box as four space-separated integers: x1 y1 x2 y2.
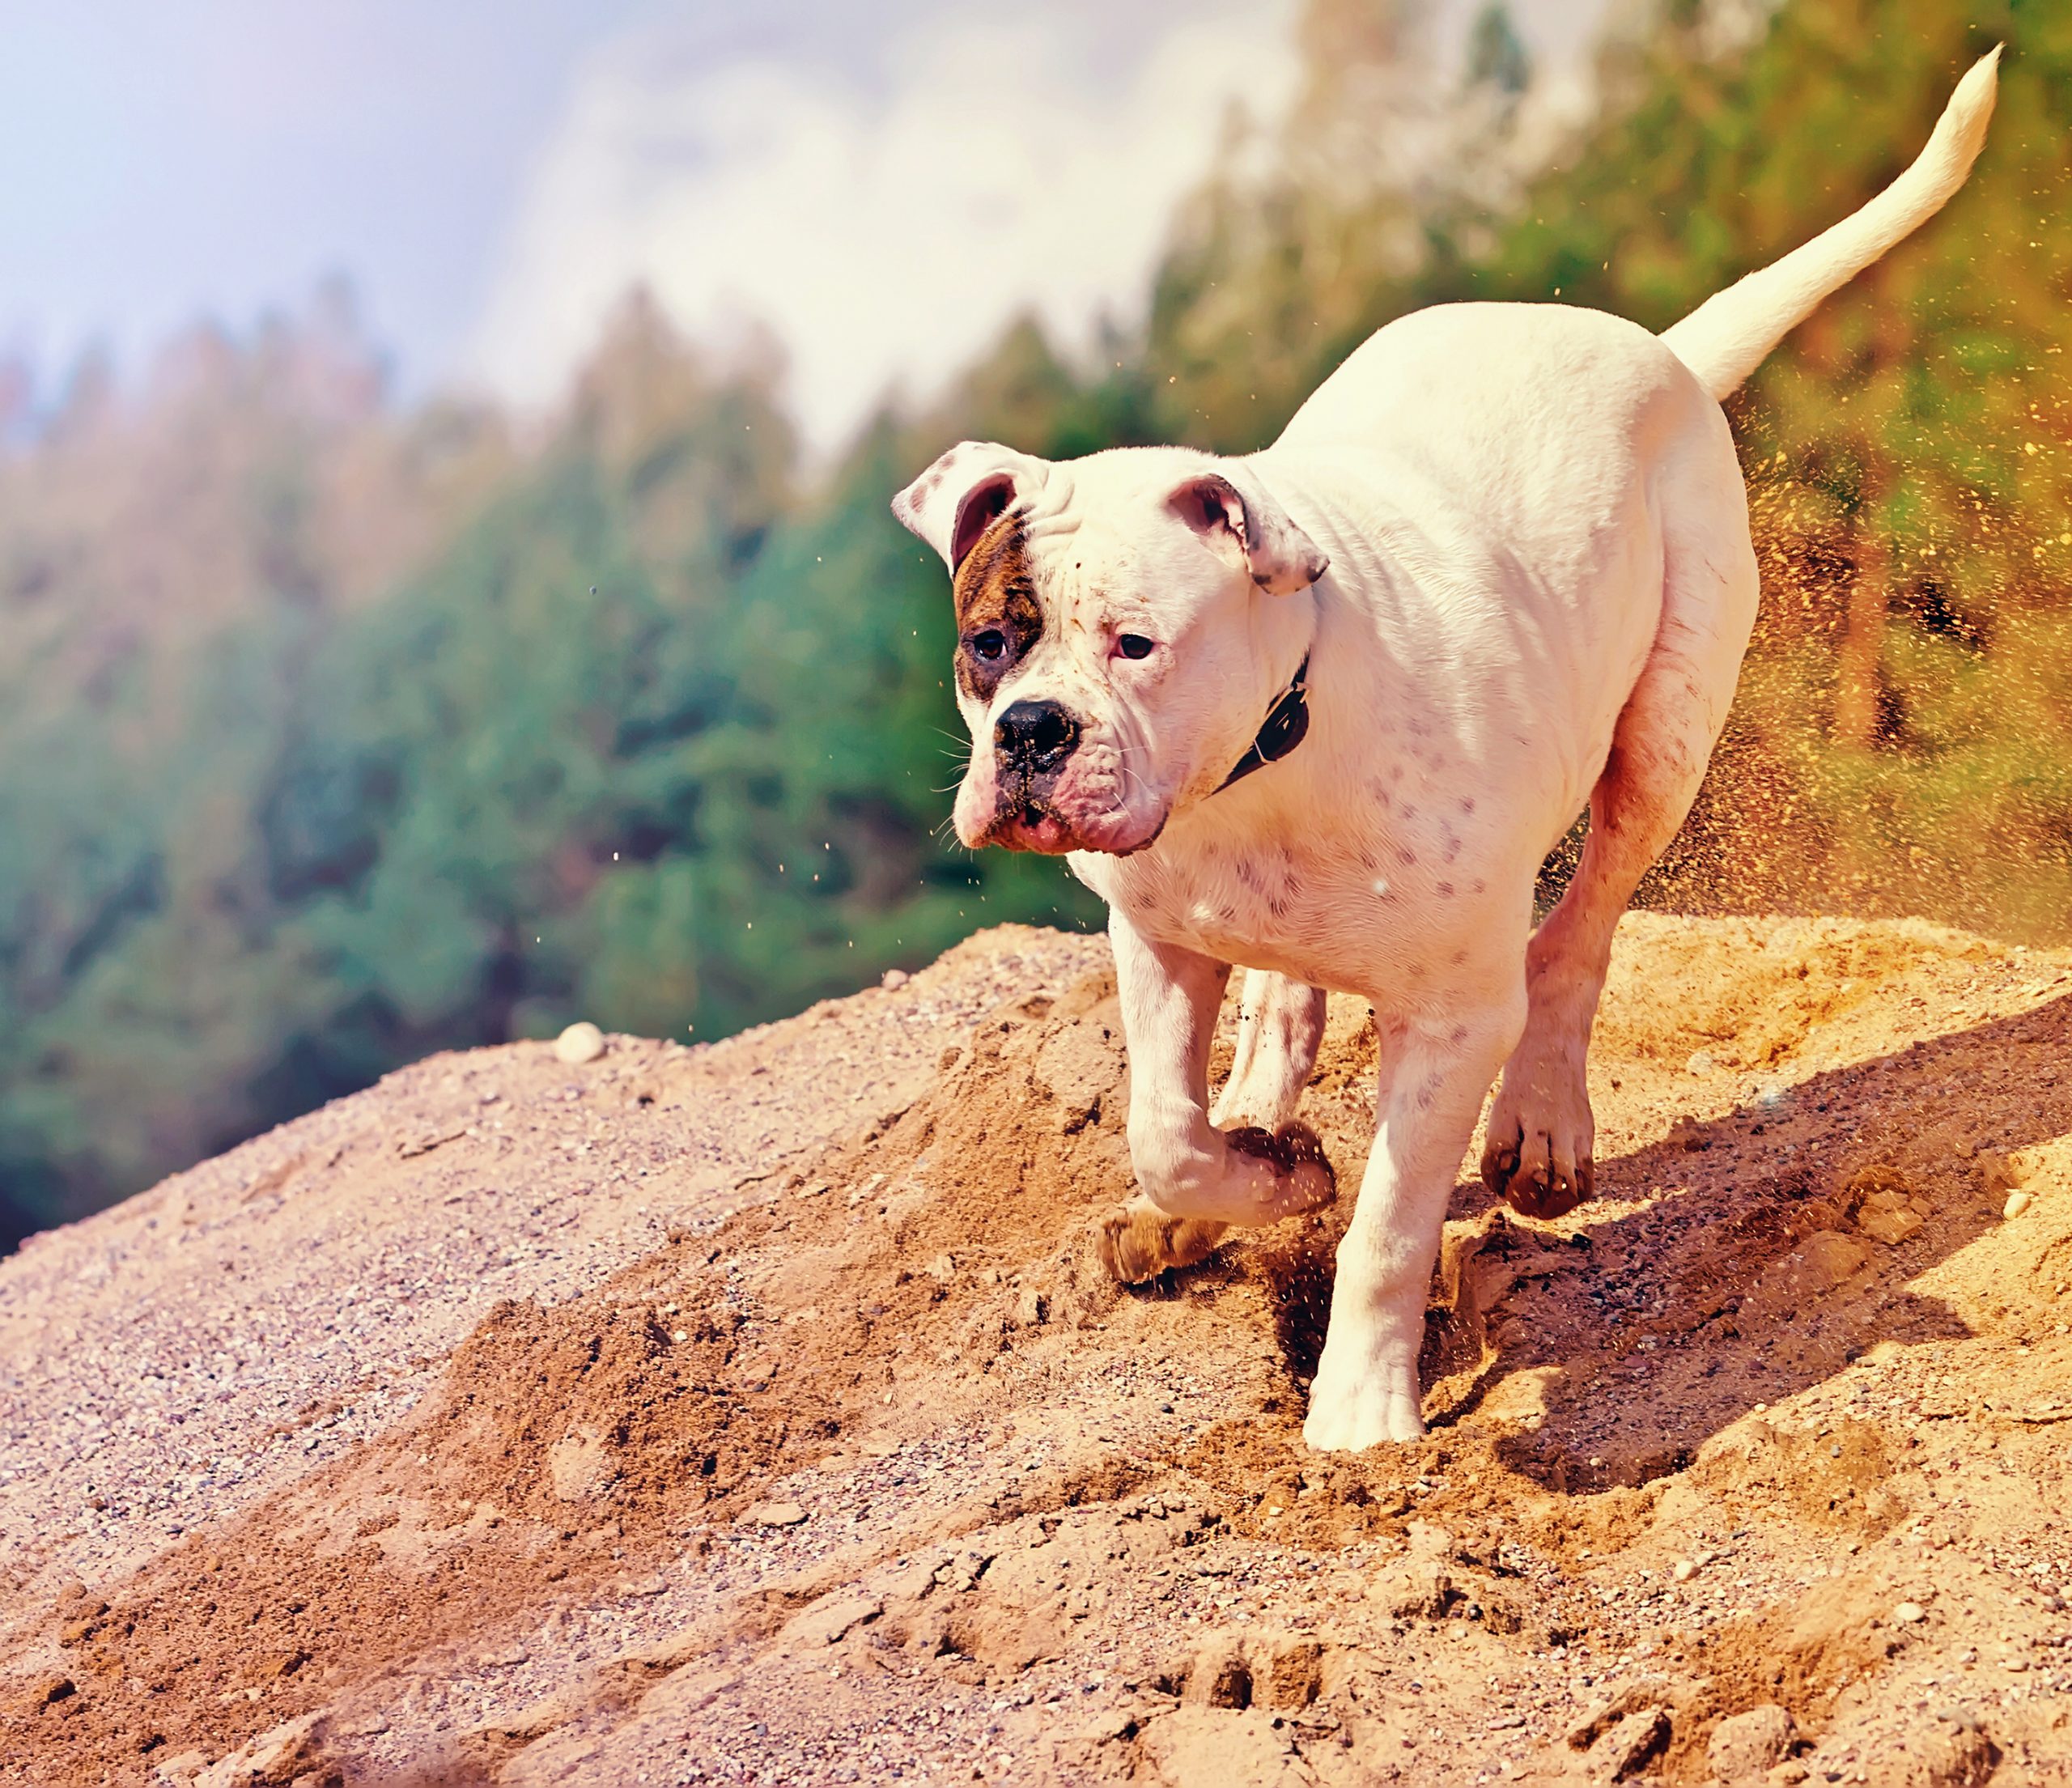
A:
893 53 1998 1450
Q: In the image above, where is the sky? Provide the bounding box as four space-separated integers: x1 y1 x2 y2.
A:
0 0 1607 450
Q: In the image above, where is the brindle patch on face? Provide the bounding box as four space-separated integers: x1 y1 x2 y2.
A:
952 512 1044 702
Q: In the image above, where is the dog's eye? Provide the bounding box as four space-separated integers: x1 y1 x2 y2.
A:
1116 634 1156 660
970 628 1008 661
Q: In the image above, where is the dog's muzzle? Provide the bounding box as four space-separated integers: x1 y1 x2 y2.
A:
983 698 1085 852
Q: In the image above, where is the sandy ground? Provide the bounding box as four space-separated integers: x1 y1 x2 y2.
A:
2 914 2070 1787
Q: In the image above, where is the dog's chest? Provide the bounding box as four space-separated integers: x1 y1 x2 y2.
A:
1143 843 1327 959
1098 795 1488 992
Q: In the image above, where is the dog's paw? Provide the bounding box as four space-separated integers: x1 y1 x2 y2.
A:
1301 1351 1425 1451
1097 1200 1228 1285
1480 1126 1592 1221
1225 1120 1337 1221
1482 1043 1596 1221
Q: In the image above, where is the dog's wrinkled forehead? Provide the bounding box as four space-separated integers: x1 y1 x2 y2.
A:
897 435 1327 587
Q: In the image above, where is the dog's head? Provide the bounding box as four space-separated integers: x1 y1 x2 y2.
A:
892 442 1327 856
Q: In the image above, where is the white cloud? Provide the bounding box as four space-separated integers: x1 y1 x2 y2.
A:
465 2 1301 451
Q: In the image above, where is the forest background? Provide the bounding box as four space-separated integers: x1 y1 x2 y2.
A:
2 0 2066 1244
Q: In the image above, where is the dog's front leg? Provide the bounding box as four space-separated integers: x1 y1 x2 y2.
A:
1098 910 1335 1284
1304 1009 1519 1450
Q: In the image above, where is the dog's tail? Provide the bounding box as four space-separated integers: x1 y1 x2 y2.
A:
1660 46 1999 403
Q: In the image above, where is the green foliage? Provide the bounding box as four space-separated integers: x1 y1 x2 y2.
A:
6 0 2072 1242
0 303 1102 1242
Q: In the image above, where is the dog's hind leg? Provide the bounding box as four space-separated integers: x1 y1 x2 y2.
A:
1482 459 1760 1220
1212 970 1327 1132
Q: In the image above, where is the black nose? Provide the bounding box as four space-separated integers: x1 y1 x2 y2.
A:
994 699 1080 775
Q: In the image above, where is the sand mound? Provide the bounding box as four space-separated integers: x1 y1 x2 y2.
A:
3 915 2070 1786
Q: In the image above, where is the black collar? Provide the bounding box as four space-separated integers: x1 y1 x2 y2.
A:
1216 653 1310 793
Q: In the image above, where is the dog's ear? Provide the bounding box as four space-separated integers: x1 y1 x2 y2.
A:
892 441 1049 572
1168 467 1328 596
